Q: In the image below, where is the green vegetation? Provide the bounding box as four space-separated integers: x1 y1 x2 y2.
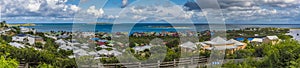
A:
0 21 8 28
0 54 19 68
226 27 290 39
0 34 76 67
223 40 300 68
0 21 297 67
37 63 54 68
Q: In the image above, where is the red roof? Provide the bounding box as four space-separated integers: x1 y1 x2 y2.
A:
97 42 106 45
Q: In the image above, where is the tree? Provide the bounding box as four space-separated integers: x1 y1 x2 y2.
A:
223 40 300 68
37 63 54 68
0 55 19 68
34 42 44 49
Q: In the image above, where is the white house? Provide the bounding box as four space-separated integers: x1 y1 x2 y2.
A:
263 36 280 45
81 32 95 38
73 49 88 56
198 36 247 54
97 49 109 55
45 34 57 40
133 45 152 52
20 27 36 34
55 39 67 45
12 34 44 45
12 34 27 42
179 41 197 52
0 28 11 35
9 42 25 48
97 49 122 56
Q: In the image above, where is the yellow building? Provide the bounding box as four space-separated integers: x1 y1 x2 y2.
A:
263 36 280 45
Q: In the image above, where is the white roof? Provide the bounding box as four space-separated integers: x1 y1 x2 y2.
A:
99 45 111 48
55 39 66 44
207 46 237 50
108 50 122 56
205 36 232 45
81 46 89 49
88 51 97 55
97 50 109 55
133 46 152 51
9 42 25 48
211 36 227 44
82 43 89 46
73 49 88 56
77 53 89 56
251 38 263 42
196 42 208 47
59 45 73 50
179 41 197 50
266 36 279 40
228 39 244 46
68 55 75 58
73 49 87 54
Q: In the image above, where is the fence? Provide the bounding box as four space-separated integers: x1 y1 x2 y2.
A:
80 56 208 68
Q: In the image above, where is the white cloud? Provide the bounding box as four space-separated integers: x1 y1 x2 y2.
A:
87 6 104 17
255 0 300 7
0 0 79 18
70 5 80 11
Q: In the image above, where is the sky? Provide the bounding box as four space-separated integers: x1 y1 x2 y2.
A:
0 0 300 24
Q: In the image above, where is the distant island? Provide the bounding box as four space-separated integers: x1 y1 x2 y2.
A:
87 22 112 25
7 23 36 27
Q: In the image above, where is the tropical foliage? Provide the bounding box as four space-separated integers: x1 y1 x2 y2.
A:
223 40 300 68
0 54 19 68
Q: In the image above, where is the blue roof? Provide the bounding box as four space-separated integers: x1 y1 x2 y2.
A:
16 34 26 37
91 38 100 41
248 38 254 41
235 37 255 41
236 38 244 41
99 39 108 42
211 32 215 35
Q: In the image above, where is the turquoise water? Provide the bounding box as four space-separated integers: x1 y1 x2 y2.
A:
19 23 300 32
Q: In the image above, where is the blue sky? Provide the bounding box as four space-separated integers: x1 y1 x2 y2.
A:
0 0 300 24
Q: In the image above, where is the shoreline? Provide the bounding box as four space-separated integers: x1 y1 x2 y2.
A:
7 23 36 27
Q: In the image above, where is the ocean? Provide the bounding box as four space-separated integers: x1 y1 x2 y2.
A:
18 23 300 33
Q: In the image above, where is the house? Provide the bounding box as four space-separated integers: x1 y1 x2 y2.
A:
97 49 109 56
20 27 36 34
97 49 122 57
27 35 44 45
58 34 69 39
227 39 247 50
12 34 27 42
81 32 95 38
0 28 11 35
99 45 111 48
9 42 25 48
12 34 44 45
179 41 197 52
263 36 280 45
67 39 80 45
58 45 73 50
73 49 88 56
97 42 106 46
198 36 247 54
133 45 152 52
108 50 122 56
45 34 57 40
251 38 263 46
55 39 67 45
